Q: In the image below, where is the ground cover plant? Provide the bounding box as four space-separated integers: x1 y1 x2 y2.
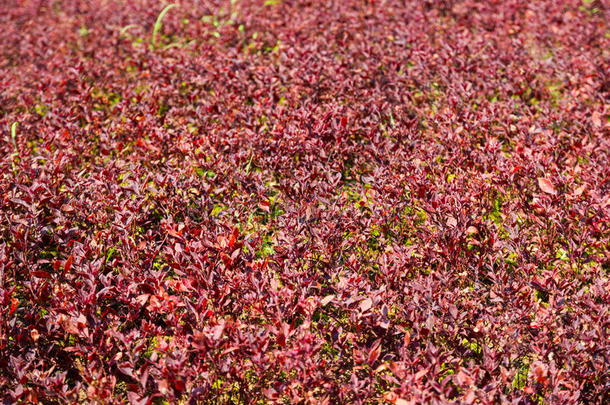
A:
0 0 608 403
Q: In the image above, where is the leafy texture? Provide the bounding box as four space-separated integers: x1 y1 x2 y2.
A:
0 0 608 403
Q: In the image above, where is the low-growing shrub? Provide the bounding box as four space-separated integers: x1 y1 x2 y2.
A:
0 0 608 403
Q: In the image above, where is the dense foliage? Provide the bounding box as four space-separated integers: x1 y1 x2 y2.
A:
1 0 608 403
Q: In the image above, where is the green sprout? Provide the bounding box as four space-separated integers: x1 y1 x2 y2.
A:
9 122 19 171
151 3 179 50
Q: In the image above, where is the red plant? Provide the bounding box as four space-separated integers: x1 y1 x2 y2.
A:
0 0 608 403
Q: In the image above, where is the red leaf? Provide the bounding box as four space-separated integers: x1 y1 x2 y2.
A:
9 297 18 315
574 184 586 197
463 388 476 404
359 297 373 312
136 294 151 306
415 369 427 381
531 361 549 386
466 226 478 235
368 339 382 364
321 294 335 306
31 271 52 279
263 388 278 400
118 363 136 379
537 177 556 195
591 111 601 128
229 227 239 249
167 228 183 240
64 254 74 273
259 200 270 212
127 392 148 405
449 304 458 319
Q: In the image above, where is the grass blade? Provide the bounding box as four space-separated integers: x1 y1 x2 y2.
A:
151 3 179 50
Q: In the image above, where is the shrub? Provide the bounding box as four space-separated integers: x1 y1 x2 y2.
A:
0 0 608 403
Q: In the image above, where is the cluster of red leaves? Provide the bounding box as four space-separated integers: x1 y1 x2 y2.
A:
1 0 609 403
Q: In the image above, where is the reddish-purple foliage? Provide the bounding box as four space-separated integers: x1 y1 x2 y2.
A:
0 0 608 403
